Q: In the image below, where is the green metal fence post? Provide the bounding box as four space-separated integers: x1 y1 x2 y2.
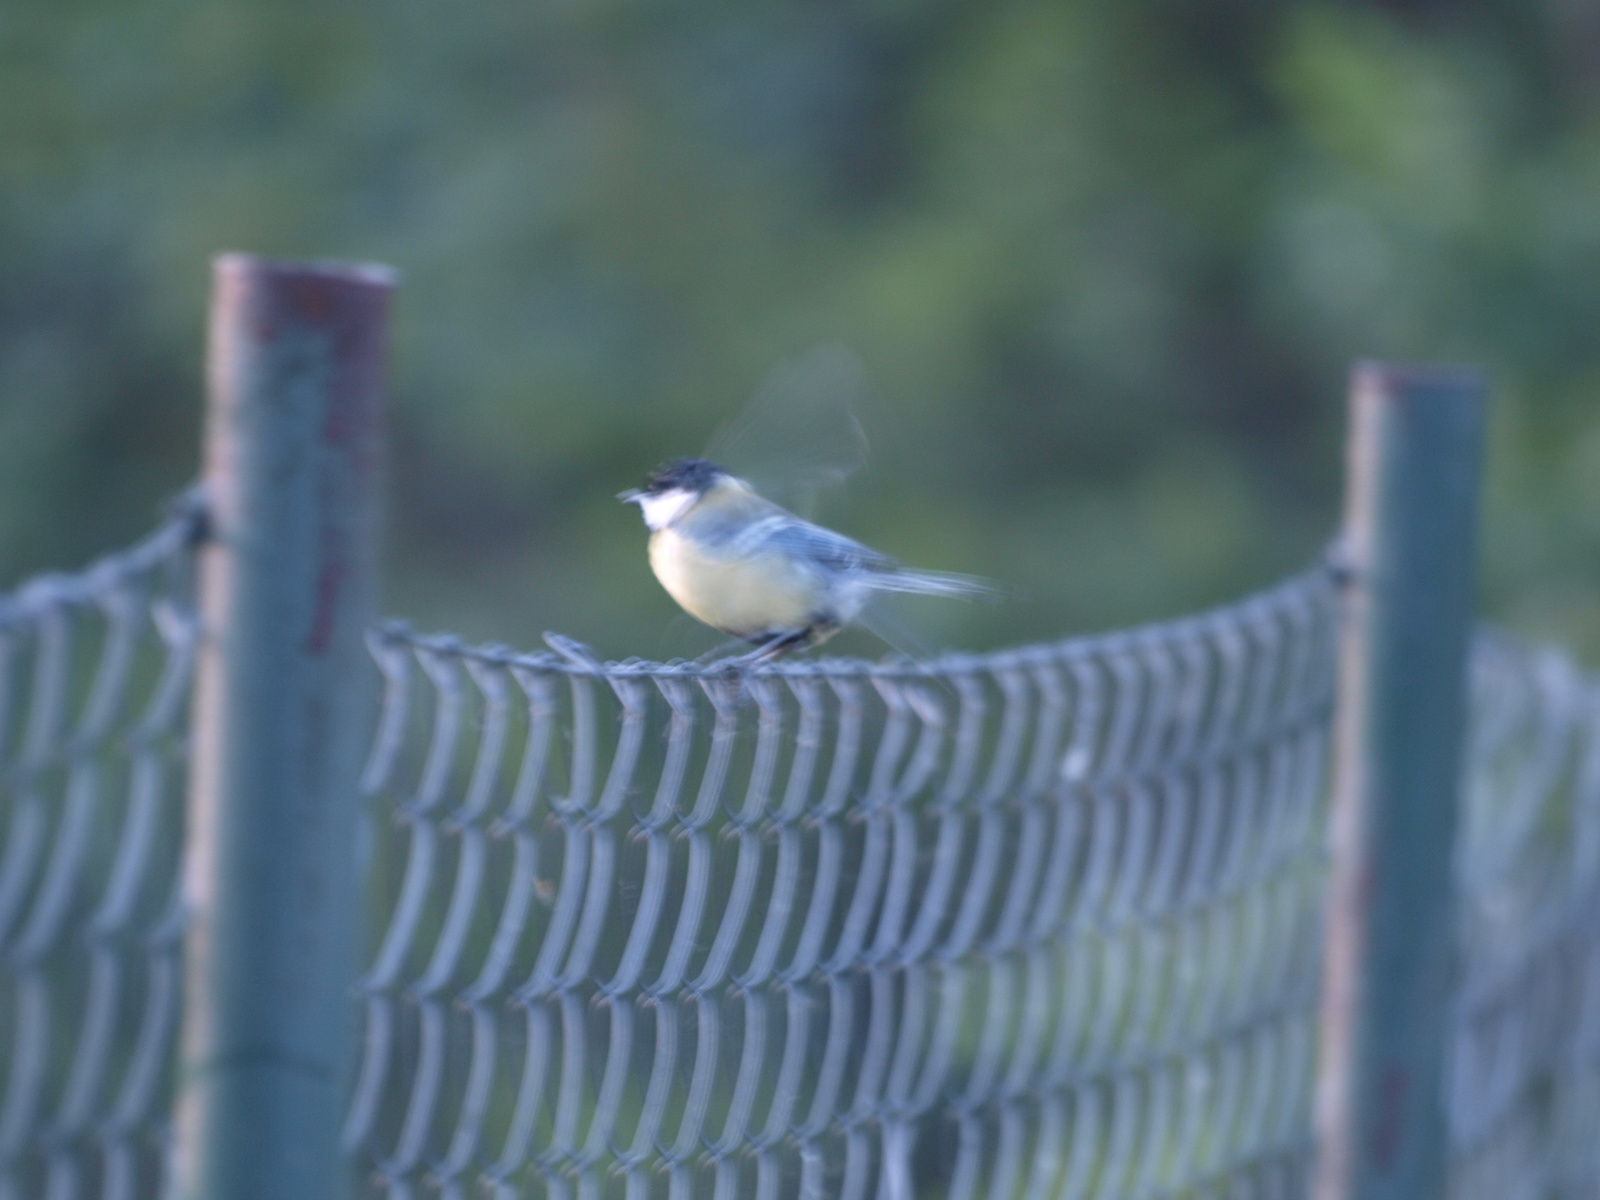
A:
1312 362 1486 1200
174 255 395 1200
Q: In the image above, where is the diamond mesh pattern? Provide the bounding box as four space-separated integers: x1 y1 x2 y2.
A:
344 569 1339 1200
1447 632 1600 1200
4 518 1599 1200
0 515 199 1200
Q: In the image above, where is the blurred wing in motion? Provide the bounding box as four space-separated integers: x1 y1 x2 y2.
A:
707 343 870 517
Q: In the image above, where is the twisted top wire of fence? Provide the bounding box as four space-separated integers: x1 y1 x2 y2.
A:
2 512 1598 1200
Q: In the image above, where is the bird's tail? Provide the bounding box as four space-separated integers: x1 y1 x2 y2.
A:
868 567 1008 601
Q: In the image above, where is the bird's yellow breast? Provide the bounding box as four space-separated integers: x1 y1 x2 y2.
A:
648 528 821 638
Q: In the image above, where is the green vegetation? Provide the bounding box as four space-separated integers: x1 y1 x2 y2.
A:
4 1 1599 660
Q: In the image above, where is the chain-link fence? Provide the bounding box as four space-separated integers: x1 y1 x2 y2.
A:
1447 633 1600 1199
2 512 1597 1198
346 563 1337 1200
0 513 200 1200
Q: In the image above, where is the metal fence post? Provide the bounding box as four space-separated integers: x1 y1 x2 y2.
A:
1312 362 1486 1200
174 255 394 1200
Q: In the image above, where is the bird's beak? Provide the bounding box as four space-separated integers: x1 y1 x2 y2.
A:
618 488 644 504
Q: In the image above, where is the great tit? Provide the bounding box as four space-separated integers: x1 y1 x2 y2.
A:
621 457 994 660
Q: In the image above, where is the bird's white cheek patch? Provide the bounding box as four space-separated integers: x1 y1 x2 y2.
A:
639 488 696 530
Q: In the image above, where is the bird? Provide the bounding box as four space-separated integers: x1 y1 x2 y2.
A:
620 457 996 661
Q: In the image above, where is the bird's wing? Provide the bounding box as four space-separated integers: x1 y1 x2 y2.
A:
727 506 1004 599
706 345 870 518
734 514 897 574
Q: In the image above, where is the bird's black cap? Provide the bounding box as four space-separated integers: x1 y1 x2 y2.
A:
643 457 723 495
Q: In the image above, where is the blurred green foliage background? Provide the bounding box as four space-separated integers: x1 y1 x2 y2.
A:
4 0 1599 662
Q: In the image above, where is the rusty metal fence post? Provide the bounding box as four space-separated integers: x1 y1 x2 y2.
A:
1312 362 1487 1200
173 255 394 1200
